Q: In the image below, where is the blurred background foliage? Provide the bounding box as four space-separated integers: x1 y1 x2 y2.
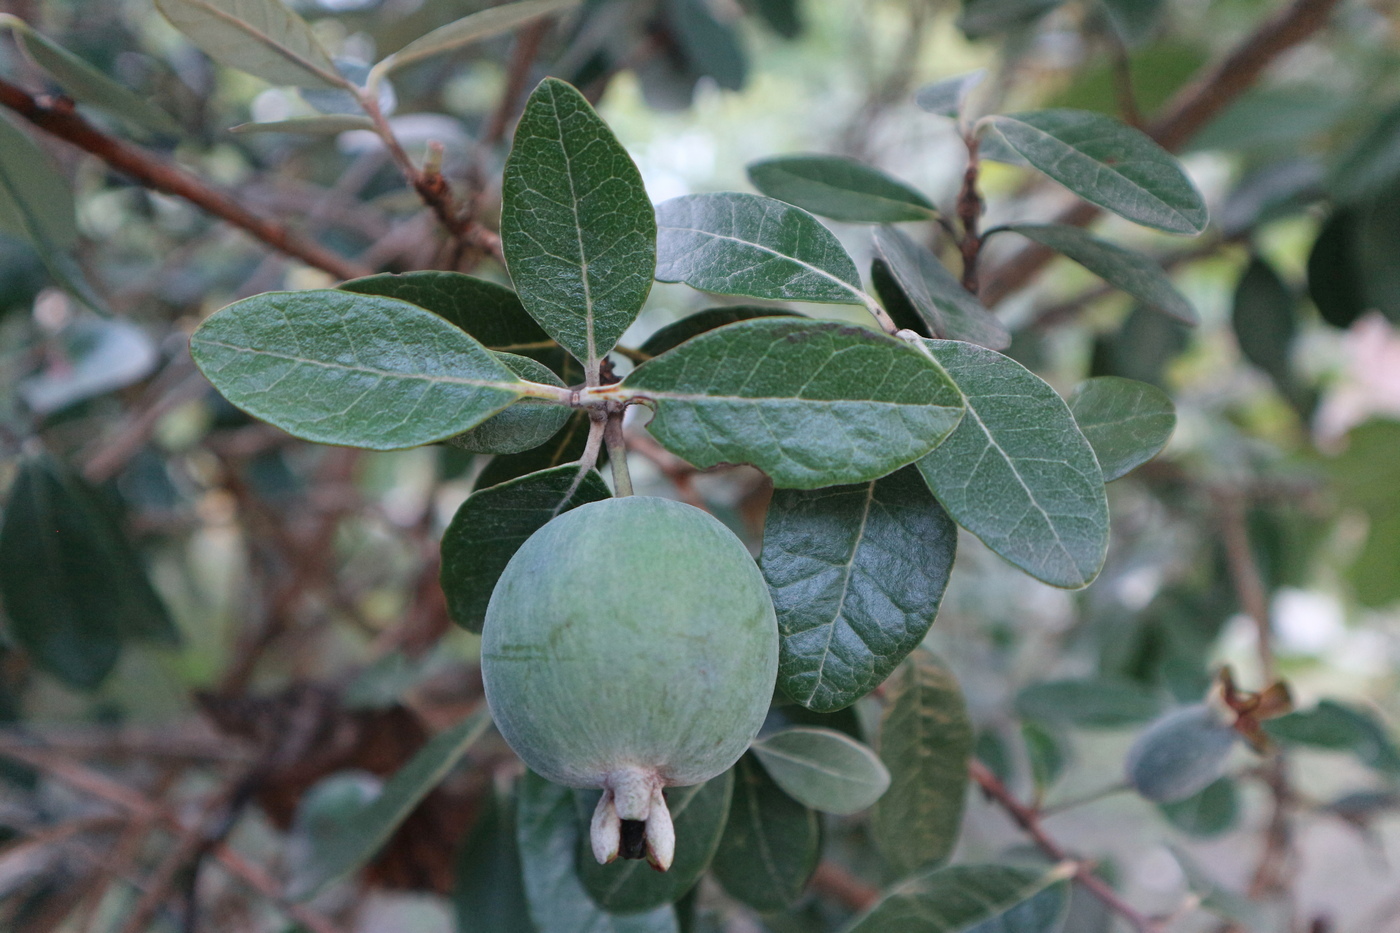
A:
0 0 1399 931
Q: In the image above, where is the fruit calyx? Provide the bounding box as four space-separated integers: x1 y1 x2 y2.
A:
589 766 675 871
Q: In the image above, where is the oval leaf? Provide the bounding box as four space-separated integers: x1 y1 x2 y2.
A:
291 708 491 898
846 863 1070 933
1016 678 1163 728
153 0 343 89
0 113 77 248
382 0 580 76
441 465 610 632
624 318 964 489
751 726 890 815
477 410 600 488
190 289 528 450
915 340 1109 588
1264 700 1400 774
988 110 1208 235
1231 257 1297 391
1125 705 1238 803
915 71 986 119
872 225 1010 349
1068 376 1175 482
747 155 937 223
1159 778 1240 837
639 305 799 358
449 353 571 455
577 770 733 913
501 78 656 368
760 466 957 712
230 115 374 134
872 651 973 878
710 754 820 912
3 19 181 135
655 192 866 305
517 771 678 933
454 787 534 933
998 223 1197 325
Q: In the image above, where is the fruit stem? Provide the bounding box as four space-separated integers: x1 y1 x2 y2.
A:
604 408 633 497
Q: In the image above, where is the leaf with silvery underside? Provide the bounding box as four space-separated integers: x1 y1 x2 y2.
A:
501 78 655 369
190 290 528 450
0 17 181 136
231 115 375 134
655 192 867 307
710 754 820 913
291 708 490 899
517 772 678 933
872 226 1009 349
845 863 1070 933
761 466 957 713
440 464 609 633
872 651 972 879
577 770 733 913
623 318 963 489
995 223 1197 325
154 0 344 89
378 0 580 77
988 110 1208 235
747 155 937 223
476 409 602 488
638 306 799 359
1068 376 1175 482
916 340 1109 588
751 727 890 815
446 353 570 455
915 70 986 119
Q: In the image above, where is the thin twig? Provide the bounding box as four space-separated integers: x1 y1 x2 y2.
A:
969 759 1165 933
0 78 369 281
980 0 1344 306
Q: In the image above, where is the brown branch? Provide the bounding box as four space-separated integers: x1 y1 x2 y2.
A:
980 0 1343 306
485 19 552 147
969 759 1165 933
0 78 369 282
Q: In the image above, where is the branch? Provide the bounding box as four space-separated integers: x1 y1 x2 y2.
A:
980 0 1343 306
969 759 1165 933
0 78 369 282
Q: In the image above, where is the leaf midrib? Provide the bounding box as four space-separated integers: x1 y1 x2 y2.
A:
162 0 342 88
192 338 523 391
658 222 864 302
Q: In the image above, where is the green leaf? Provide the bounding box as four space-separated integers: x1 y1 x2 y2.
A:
501 78 655 368
750 726 890 815
916 340 1109 588
0 17 181 136
748 0 802 38
441 465 609 632
710 754 820 913
517 771 678 933
190 289 528 450
379 0 580 76
872 226 1009 349
1015 679 1162 728
846 863 1070 933
915 71 985 119
1328 100 1400 205
287 772 383 896
1264 700 1400 774
1231 257 1296 391
1022 721 1068 792
0 113 77 250
624 318 963 489
870 258 929 336
872 651 973 878
996 224 1197 325
958 0 1065 38
655 193 866 306
639 306 799 358
760 466 957 712
0 454 176 690
476 410 601 488
1125 705 1238 803
1068 376 1175 482
987 110 1208 235
577 770 733 913
1159 778 1239 837
291 708 491 898
153 0 344 89
1327 421 1400 606
230 115 375 134
448 354 570 455
455 787 536 933
340 272 558 365
1307 208 1366 329
666 0 747 92
747 155 937 223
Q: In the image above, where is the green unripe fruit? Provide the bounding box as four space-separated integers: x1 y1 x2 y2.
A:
481 496 778 870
